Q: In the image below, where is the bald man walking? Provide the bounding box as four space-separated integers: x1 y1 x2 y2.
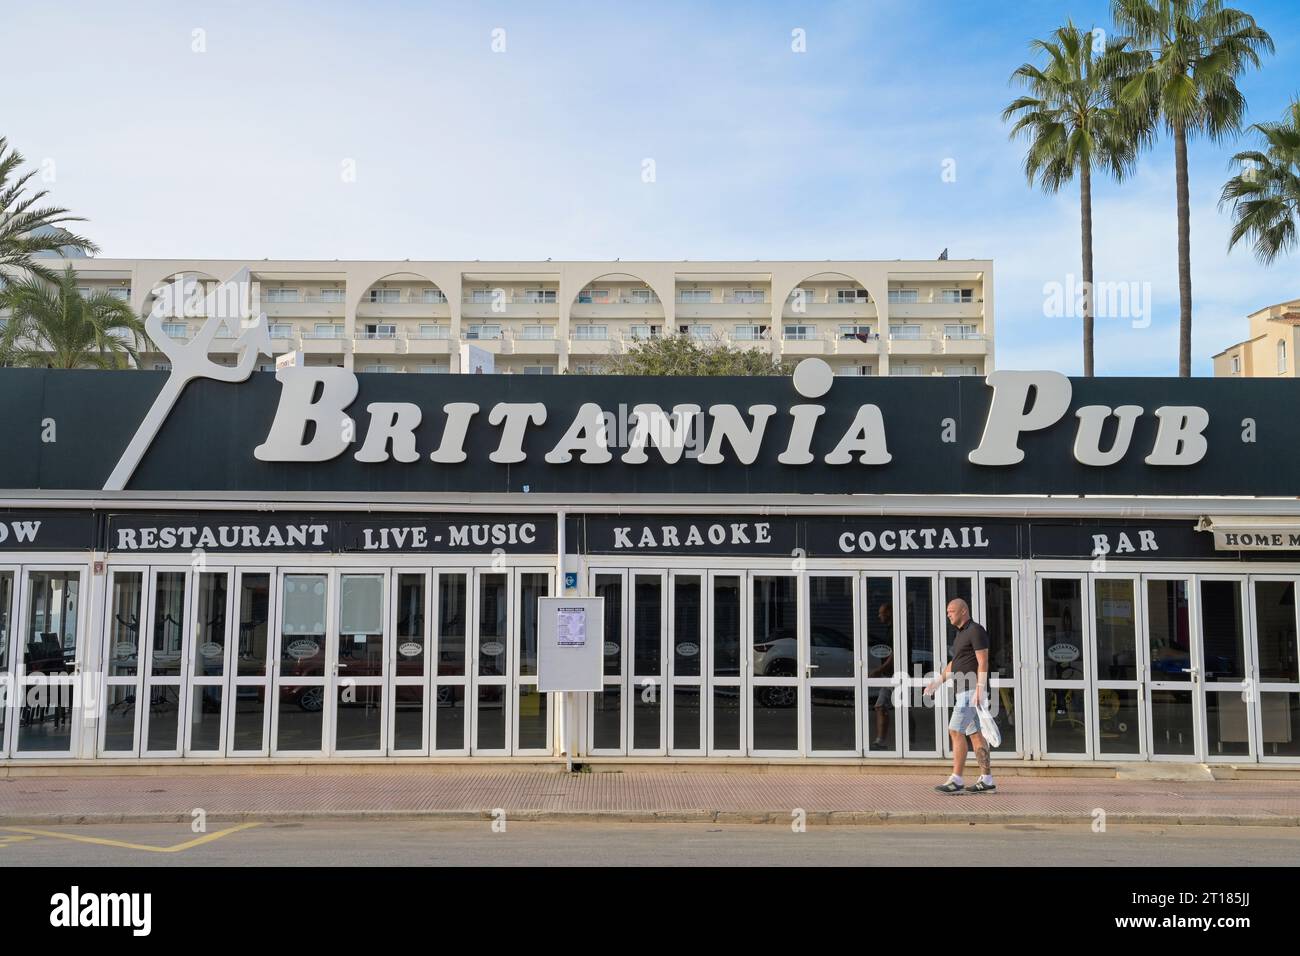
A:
923 598 995 793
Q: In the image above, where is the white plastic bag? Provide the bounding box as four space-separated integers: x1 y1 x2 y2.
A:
977 703 1002 748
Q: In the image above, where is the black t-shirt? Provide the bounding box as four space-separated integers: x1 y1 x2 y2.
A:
951 620 990 684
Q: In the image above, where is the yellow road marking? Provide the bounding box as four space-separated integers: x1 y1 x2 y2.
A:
0 835 36 848
0 822 261 853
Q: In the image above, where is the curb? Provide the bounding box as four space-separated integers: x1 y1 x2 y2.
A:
2 809 1297 827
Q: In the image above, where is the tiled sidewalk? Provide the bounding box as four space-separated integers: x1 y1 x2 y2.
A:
1 769 1299 826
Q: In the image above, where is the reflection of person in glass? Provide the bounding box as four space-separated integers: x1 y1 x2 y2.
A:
867 602 894 747
924 598 995 793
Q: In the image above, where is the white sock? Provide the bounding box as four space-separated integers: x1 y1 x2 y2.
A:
949 774 963 786
980 774 994 785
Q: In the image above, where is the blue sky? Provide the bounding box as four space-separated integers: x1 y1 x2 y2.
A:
4 0 1298 374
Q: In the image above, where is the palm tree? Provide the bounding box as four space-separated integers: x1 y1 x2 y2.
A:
1003 22 1145 376
1108 0 1273 376
0 265 150 368
1221 97 1300 264
0 137 98 281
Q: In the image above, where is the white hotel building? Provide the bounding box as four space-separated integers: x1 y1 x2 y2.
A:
49 258 994 377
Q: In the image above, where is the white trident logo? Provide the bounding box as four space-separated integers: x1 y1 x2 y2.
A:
104 268 273 491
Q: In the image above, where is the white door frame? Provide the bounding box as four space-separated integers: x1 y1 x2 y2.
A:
804 570 860 757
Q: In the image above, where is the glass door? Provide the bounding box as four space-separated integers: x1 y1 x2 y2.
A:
1038 575 1089 758
805 573 858 756
14 568 85 756
141 570 188 756
228 570 273 756
629 572 666 754
1089 575 1145 759
514 570 552 754
588 570 626 754
1143 576 1199 760
708 572 744 756
901 573 941 757
185 570 232 756
750 573 799 755
432 571 470 753
333 571 388 755
390 571 430 755
863 574 900 756
272 571 330 755
99 569 145 757
1250 576 1300 762
1198 576 1252 761
472 570 510 755
0 568 15 756
668 572 705 755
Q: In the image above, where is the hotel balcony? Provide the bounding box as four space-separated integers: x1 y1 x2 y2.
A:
462 293 559 320
728 331 775 352
941 332 989 356
299 330 350 355
778 332 830 356
887 301 983 320
404 329 454 355
568 330 617 356
781 302 877 320
887 331 942 356
358 293 451 320
261 296 346 320
675 299 771 320
831 333 882 357
570 299 664 320
353 330 403 355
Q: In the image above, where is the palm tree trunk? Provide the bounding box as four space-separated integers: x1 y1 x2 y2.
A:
1080 161 1095 377
1174 121 1193 377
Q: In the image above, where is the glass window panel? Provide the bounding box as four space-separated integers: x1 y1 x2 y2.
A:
335 685 383 751
810 687 856 751
395 574 426 677
865 577 895 681
0 572 9 679
477 575 508 678
990 686 1018 753
434 685 465 750
1044 688 1087 753
712 577 741 678
1200 580 1246 682
1254 581 1299 683
392 685 424 750
107 572 143 678
1096 687 1141 754
984 577 1016 680
1150 688 1195 755
23 571 79 674
518 685 548 749
189 686 223 751
476 685 506 750
145 687 181 751
339 574 384 635
1041 579 1084 681
712 686 741 751
1094 579 1138 682
1147 580 1192 682
752 576 796 678
903 577 933 680
1260 692 1300 757
593 685 622 750
672 686 701 751
437 574 467 677
672 577 701 677
231 686 266 751
633 688 660 750
276 692 324 751
518 573 548 678
1205 691 1251 756
280 575 326 673
194 573 228 678
150 572 186 677
633 575 662 677
595 575 622 677
752 687 798 750
810 577 854 678
237 574 270 676
102 686 138 752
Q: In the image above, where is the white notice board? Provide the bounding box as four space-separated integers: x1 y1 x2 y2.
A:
537 597 604 692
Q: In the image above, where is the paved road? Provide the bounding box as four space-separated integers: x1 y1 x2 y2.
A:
2 821 1298 866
